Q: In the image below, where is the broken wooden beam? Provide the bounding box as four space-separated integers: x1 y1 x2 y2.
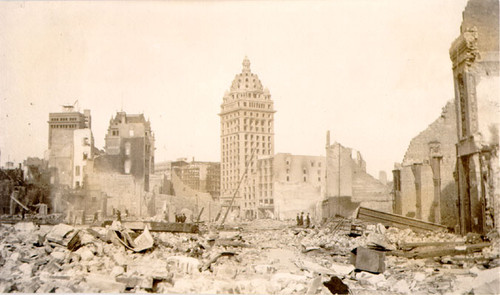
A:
356 207 447 232
398 241 465 250
389 242 491 259
102 221 199 233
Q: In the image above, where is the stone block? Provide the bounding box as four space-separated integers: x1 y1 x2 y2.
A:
218 231 241 239
271 273 307 291
55 286 73 293
350 247 385 274
254 264 277 274
355 271 387 288
50 251 66 263
155 282 173 293
166 256 200 274
21 280 40 293
115 275 141 289
306 276 322 295
127 260 168 276
10 252 20 262
213 263 238 279
84 274 126 293
43 260 63 273
36 283 55 293
18 263 33 277
111 266 125 277
14 222 36 232
75 247 94 261
46 224 75 245
111 251 129 266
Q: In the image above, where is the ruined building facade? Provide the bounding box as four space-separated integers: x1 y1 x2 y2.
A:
264 153 325 220
47 106 93 189
98 112 155 192
393 101 458 228
172 160 220 200
322 132 392 219
219 57 275 219
449 0 499 234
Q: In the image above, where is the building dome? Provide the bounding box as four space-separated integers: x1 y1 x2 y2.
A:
229 56 264 92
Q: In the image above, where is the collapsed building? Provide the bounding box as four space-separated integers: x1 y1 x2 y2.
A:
156 159 221 200
84 111 157 218
251 153 326 220
393 101 458 229
241 136 392 222
0 159 51 217
322 131 393 219
449 0 499 234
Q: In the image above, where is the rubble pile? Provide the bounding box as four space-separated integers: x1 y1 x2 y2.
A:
0 219 498 294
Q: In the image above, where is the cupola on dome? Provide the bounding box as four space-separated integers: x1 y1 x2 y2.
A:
230 56 264 92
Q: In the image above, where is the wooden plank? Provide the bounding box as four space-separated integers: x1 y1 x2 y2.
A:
399 241 465 250
389 242 491 259
120 221 199 233
10 193 30 211
357 207 447 232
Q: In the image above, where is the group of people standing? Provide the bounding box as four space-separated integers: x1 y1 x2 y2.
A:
296 212 311 227
175 213 187 223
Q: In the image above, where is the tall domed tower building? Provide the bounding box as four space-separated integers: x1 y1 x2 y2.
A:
219 57 276 219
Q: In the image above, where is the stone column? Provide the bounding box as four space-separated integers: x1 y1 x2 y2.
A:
392 169 402 215
411 164 423 220
430 156 442 224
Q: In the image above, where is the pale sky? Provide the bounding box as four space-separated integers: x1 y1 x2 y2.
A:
0 0 468 179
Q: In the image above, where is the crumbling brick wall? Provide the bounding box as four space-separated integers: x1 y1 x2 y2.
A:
397 101 458 227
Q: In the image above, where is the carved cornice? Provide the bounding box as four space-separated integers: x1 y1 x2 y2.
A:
449 27 480 69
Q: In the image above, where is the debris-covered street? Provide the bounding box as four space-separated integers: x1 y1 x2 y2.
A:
1 1 499 294
0 218 498 294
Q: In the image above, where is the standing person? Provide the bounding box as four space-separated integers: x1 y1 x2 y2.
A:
306 213 311 228
116 209 121 222
299 212 304 226
296 213 300 226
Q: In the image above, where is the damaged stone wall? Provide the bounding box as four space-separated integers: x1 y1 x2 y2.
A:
48 129 74 188
324 134 392 219
395 101 458 227
168 172 217 221
273 182 322 221
271 153 326 220
152 193 221 222
85 172 144 217
352 172 392 213
449 0 499 234
325 142 354 198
